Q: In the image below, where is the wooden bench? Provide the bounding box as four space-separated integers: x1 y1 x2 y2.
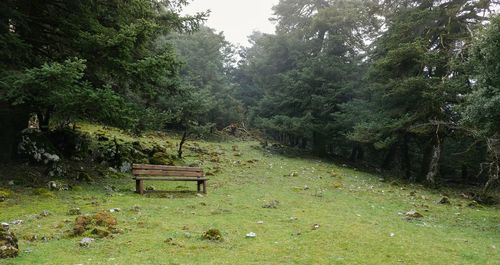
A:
132 164 208 195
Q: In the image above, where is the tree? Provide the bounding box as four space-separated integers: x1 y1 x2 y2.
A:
0 0 206 132
346 0 493 185
461 14 500 192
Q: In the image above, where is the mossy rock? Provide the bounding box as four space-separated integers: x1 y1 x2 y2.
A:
91 228 110 238
32 188 55 198
93 212 117 227
76 172 93 183
0 189 12 202
150 152 176 166
201 229 223 241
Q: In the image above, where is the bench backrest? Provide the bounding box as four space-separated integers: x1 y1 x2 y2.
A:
132 164 204 177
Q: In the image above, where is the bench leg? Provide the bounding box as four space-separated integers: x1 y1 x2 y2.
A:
202 180 207 194
136 179 144 195
197 181 201 193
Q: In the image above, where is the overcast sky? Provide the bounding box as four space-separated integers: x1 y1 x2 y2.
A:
182 0 280 46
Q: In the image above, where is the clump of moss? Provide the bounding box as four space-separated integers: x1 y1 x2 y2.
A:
150 152 175 165
32 188 55 198
71 212 118 238
201 229 223 241
94 212 117 227
0 188 12 202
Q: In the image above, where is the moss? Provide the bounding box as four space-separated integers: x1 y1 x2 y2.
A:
93 212 117 227
32 188 55 198
91 228 110 238
76 172 93 183
0 189 12 202
72 213 117 237
150 152 175 165
201 229 223 241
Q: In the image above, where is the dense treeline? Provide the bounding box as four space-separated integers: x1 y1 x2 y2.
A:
233 0 499 191
0 0 498 191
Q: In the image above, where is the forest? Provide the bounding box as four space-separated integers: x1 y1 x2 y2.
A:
0 0 499 264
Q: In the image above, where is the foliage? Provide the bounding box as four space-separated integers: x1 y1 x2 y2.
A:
0 0 206 130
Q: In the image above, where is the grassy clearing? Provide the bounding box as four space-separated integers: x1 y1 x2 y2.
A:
1 124 499 265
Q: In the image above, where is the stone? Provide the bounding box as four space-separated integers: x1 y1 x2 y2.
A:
0 224 19 258
312 224 320 230
119 161 132 173
405 210 424 219
257 221 264 224
40 210 51 217
10 220 23 225
79 237 94 247
262 200 280 209
91 228 110 238
109 208 121 213
245 232 257 238
201 229 223 241
438 196 451 204
129 206 141 213
68 208 82 216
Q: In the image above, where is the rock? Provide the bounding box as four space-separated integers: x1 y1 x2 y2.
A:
79 237 94 247
468 201 480 208
47 181 58 191
304 185 310 190
0 189 12 202
76 172 93 183
10 220 23 225
245 232 256 238
201 229 223 241
109 208 121 213
0 223 19 258
257 221 264 224
438 196 451 204
262 200 280 209
119 161 132 173
129 206 141 212
405 210 424 219
40 210 51 217
150 152 175 166
68 208 82 216
312 224 320 230
91 228 110 238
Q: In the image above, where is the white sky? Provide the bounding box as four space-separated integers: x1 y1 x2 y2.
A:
182 0 280 47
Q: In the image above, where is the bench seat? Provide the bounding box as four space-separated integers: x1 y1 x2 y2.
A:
133 164 208 195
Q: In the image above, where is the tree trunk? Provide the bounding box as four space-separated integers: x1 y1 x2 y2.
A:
401 134 412 181
38 110 51 132
381 144 397 170
425 134 444 187
178 130 188 159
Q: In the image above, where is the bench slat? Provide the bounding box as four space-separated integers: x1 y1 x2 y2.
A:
133 164 202 172
133 169 204 177
134 177 209 181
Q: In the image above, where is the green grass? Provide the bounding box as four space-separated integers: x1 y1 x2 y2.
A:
1 124 499 264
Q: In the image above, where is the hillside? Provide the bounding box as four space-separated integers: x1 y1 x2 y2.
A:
0 124 498 265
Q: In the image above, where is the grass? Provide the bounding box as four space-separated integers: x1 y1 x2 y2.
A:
0 124 499 265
